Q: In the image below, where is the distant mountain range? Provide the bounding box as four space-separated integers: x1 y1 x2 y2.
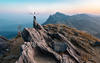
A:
43 12 100 38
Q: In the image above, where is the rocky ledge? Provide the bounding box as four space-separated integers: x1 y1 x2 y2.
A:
16 20 100 63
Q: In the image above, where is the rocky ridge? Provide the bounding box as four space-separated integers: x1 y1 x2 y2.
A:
16 17 100 63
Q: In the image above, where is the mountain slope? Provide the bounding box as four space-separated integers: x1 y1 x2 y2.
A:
43 12 100 38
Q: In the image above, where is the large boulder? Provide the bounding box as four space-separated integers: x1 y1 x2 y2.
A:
52 42 67 53
16 42 36 63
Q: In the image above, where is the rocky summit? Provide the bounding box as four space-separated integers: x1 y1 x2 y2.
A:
15 19 100 63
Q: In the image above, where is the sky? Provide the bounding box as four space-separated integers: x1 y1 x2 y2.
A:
0 0 100 38
0 0 100 15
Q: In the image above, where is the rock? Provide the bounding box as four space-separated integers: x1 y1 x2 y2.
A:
93 41 100 46
21 28 62 63
52 42 67 53
16 42 36 63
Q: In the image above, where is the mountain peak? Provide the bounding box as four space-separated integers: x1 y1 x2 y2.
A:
53 12 69 17
42 12 69 25
55 12 64 15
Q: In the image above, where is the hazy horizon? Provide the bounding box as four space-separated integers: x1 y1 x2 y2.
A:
0 11 100 32
0 0 100 38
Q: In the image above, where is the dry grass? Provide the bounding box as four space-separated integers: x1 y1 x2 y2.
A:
43 24 100 43
1 35 24 63
43 24 100 62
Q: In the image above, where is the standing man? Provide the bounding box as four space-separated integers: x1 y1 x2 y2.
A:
33 11 43 30
33 12 37 28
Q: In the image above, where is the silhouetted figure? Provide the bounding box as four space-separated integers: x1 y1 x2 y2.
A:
33 15 36 28
33 12 37 28
33 12 44 30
